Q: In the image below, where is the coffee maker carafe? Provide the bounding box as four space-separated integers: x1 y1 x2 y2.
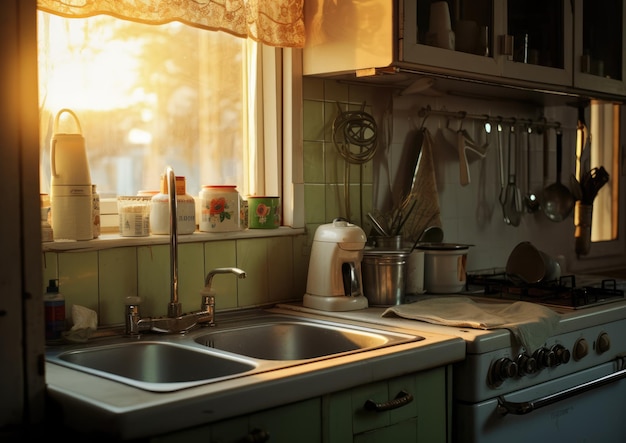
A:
303 218 368 311
50 109 93 240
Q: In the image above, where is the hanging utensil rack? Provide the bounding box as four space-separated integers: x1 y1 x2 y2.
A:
417 105 561 132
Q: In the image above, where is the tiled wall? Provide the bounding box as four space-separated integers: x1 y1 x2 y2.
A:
43 235 309 328
302 77 624 275
302 78 376 237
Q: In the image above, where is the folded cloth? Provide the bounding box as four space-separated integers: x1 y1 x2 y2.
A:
382 297 561 353
62 304 98 343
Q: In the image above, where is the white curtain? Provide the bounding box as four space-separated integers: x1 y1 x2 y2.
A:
37 0 305 48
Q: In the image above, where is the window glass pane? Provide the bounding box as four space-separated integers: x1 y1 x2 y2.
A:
588 101 620 242
38 12 247 198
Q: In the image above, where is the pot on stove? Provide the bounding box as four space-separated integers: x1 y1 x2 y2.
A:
416 243 471 293
506 241 561 284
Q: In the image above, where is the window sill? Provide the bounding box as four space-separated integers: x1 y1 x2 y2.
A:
42 227 305 253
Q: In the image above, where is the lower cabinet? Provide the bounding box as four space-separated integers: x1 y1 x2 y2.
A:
323 366 450 443
151 397 322 443
151 366 450 443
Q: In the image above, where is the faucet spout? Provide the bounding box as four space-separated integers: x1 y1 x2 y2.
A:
204 267 247 288
165 166 181 318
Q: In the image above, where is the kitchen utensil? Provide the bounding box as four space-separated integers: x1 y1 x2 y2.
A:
542 131 575 222
410 225 444 252
458 129 470 186
374 235 403 250
523 126 540 212
361 250 410 305
497 123 508 220
579 166 609 204
569 173 583 201
367 211 390 237
542 127 550 187
415 243 470 293
506 241 561 284
503 124 522 226
394 127 424 207
303 219 369 311
392 200 417 235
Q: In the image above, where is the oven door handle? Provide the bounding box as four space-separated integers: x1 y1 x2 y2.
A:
497 366 626 416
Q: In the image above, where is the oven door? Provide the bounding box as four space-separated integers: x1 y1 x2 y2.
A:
454 361 626 443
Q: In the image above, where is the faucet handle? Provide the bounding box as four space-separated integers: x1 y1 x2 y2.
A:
125 296 142 336
199 287 216 327
201 292 215 312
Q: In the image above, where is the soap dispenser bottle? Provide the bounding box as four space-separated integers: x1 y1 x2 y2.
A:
44 279 65 341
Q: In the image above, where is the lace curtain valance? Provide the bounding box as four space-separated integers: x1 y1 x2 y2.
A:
37 0 305 48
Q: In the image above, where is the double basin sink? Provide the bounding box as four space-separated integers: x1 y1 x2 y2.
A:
45 310 423 392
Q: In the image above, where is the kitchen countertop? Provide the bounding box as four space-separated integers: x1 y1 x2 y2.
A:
279 295 626 354
45 306 466 440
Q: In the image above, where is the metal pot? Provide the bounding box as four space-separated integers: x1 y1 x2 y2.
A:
416 243 470 293
361 250 409 306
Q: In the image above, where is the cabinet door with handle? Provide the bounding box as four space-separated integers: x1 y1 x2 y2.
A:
324 367 449 443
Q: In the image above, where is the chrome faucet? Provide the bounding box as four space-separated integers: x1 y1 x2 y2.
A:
124 166 246 336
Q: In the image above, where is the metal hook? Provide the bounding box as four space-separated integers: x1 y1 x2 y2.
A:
420 109 430 129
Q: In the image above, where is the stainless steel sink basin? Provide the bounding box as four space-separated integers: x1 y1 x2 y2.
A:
45 310 422 392
46 341 257 392
194 315 421 360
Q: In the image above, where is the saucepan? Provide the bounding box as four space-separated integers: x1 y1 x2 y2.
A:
415 243 472 294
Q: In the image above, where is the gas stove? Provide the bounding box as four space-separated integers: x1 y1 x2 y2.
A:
464 268 625 310
453 269 626 442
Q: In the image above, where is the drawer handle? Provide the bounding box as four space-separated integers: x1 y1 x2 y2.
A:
364 389 414 412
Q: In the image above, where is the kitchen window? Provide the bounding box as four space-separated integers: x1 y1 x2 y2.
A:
36 0 307 233
38 11 269 201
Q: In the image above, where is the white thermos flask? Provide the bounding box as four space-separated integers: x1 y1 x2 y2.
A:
50 109 93 241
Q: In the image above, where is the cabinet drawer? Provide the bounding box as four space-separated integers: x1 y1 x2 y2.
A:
324 366 448 443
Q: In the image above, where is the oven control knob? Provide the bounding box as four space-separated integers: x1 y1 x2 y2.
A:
489 358 518 385
551 344 571 365
533 347 557 368
516 353 537 375
596 332 611 354
573 338 589 361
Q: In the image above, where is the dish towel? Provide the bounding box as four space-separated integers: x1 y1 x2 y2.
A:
402 127 442 244
382 297 561 353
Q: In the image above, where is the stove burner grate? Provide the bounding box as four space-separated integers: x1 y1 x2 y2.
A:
466 270 625 309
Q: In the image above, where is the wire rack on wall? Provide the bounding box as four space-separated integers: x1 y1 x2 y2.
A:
417 105 562 132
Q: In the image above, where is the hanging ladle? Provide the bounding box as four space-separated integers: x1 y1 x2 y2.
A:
542 131 575 222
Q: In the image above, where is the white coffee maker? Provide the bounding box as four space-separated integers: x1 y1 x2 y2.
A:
303 218 369 311
50 109 93 241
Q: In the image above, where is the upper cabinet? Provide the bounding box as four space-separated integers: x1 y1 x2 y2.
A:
499 0 572 86
303 0 626 100
573 0 626 96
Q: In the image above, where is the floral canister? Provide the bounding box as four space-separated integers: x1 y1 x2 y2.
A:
199 185 241 232
247 196 280 229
